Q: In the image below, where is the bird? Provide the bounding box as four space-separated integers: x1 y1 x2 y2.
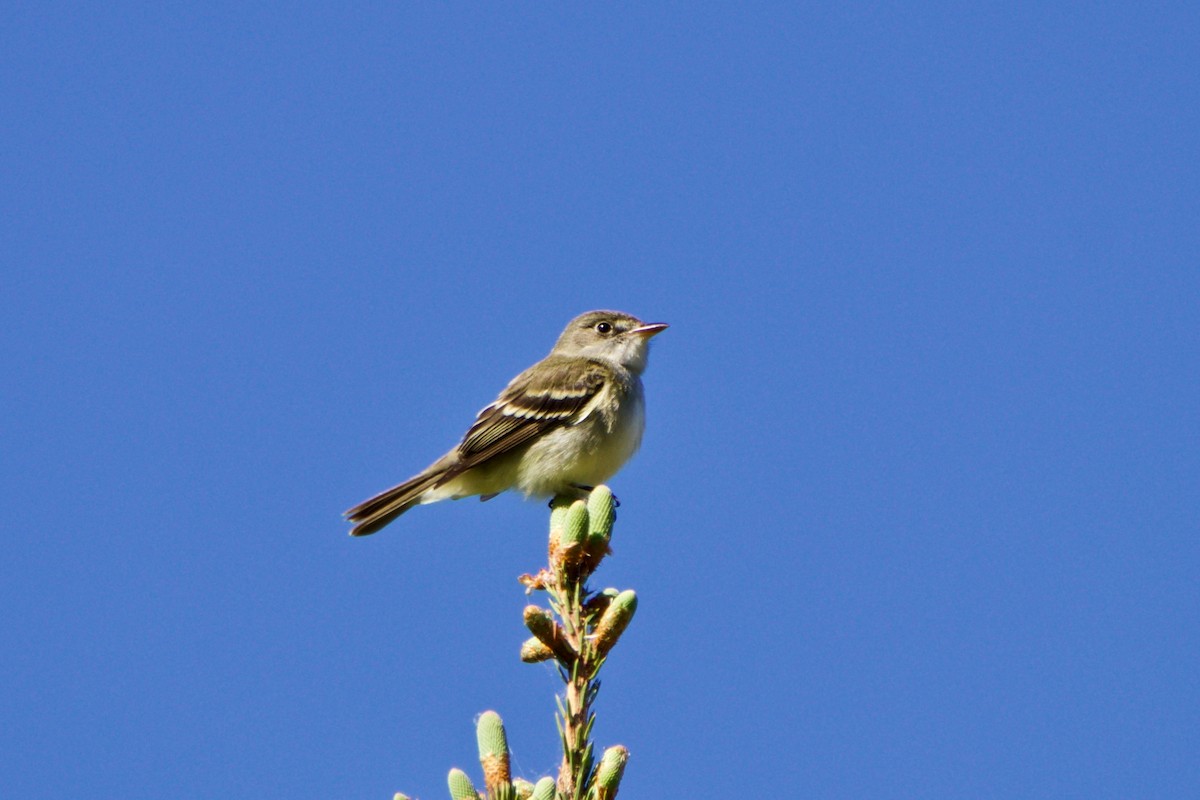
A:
345 310 668 536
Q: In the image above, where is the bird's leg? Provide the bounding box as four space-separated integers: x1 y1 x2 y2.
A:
548 484 592 509
569 483 620 507
544 485 622 509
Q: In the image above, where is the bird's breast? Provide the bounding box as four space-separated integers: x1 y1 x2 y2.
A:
515 378 645 496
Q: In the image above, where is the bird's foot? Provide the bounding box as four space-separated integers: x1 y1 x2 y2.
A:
547 485 622 509
568 483 620 507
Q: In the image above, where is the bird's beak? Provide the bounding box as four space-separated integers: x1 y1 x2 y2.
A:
630 322 669 339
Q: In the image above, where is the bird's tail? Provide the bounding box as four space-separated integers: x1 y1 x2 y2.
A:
344 468 449 537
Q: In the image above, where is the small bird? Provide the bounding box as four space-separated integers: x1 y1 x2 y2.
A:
345 310 668 536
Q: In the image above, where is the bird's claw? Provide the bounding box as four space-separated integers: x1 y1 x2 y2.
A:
576 484 620 507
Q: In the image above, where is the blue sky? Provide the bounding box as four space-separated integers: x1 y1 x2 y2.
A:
3 4 1197 798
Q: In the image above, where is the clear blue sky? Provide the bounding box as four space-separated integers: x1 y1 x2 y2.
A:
3 4 1197 798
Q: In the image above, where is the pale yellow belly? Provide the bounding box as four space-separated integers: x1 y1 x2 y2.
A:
515 382 645 496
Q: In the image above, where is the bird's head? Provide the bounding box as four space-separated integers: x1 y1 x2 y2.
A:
552 310 668 374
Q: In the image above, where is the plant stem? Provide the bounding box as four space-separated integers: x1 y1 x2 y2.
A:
554 581 595 798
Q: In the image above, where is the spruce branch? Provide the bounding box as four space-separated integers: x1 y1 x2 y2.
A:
395 486 635 800
525 487 634 799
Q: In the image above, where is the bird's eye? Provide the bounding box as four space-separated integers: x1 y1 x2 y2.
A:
595 321 613 334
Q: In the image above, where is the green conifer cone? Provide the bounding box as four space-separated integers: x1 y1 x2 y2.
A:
523 605 575 663
547 497 574 567
550 499 588 574
476 710 511 790
529 776 556 800
520 636 555 663
562 499 588 546
586 485 616 546
592 745 629 799
593 590 638 656
549 496 574 533
447 768 480 800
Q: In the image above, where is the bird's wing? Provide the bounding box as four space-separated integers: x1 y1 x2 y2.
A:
455 356 610 469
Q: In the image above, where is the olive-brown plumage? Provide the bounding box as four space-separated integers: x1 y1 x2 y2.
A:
345 310 667 536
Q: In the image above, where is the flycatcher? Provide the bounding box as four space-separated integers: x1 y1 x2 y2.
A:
345 310 667 536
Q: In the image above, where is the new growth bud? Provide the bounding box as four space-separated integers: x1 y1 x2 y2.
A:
593 745 630 799
550 500 588 574
584 486 616 569
475 710 511 791
529 777 556 800
523 605 576 664
519 636 555 663
447 768 480 800
592 590 638 657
